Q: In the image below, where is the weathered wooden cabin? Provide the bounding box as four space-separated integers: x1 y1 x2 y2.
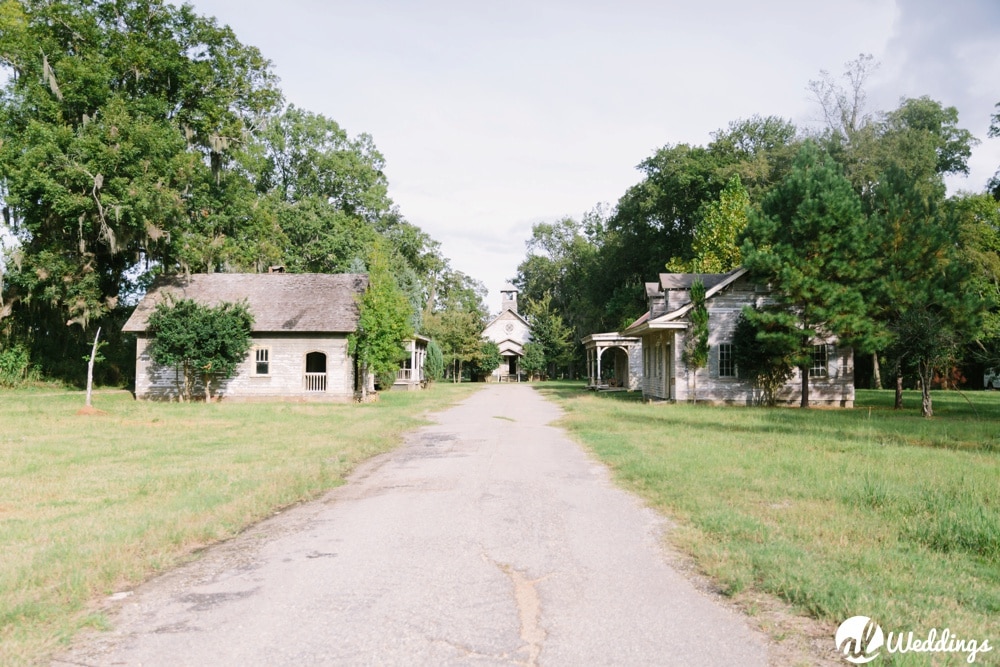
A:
122 273 369 401
622 267 854 406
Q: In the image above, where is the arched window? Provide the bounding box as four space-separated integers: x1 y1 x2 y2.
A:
305 352 327 391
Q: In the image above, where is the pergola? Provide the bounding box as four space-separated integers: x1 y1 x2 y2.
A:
581 332 642 390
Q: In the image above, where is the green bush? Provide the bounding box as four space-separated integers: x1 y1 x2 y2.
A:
0 344 33 387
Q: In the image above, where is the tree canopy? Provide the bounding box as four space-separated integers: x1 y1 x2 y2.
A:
0 0 465 387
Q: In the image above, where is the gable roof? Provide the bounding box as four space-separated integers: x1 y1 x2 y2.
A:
657 272 732 291
122 273 369 334
622 267 748 336
483 306 531 331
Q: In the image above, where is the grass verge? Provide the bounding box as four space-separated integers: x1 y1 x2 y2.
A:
0 383 480 665
536 383 1000 665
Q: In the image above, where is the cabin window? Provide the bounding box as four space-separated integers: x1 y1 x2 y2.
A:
718 343 736 378
254 347 270 376
809 344 829 377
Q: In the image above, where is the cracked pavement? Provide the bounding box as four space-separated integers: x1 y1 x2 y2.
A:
54 384 769 666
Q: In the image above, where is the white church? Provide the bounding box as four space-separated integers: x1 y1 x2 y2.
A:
481 285 532 381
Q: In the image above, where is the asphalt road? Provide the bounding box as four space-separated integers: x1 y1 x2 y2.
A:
55 384 769 666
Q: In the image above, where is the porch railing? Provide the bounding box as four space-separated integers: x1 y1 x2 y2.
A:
395 368 424 382
305 372 327 392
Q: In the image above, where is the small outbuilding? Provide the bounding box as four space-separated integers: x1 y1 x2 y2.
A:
122 273 369 402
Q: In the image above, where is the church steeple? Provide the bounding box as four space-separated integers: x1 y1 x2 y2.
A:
500 284 518 314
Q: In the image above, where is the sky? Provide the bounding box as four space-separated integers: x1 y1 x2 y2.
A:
182 0 1000 312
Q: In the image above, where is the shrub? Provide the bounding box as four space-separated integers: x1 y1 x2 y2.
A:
0 344 33 387
425 339 444 382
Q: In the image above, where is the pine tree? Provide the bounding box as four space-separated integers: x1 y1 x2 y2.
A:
741 141 879 407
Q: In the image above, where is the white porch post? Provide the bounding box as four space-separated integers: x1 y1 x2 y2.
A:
587 348 593 386
596 346 604 384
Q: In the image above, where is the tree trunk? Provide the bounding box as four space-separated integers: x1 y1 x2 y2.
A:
919 360 933 418
895 371 903 410
85 327 101 408
691 368 697 404
800 364 810 408
872 351 881 389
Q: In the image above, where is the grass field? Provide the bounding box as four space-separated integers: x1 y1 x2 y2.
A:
0 383 480 665
536 384 1000 665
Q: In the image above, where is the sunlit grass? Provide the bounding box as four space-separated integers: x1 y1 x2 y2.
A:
0 383 480 665
537 383 1000 662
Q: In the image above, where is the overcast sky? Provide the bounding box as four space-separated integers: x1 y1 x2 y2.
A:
182 0 1000 311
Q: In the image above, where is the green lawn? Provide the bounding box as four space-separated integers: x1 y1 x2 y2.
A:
536 383 1000 665
0 384 481 665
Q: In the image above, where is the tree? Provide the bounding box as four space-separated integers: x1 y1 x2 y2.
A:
521 341 546 380
349 244 413 398
254 105 390 221
866 165 979 414
603 143 721 320
706 115 800 198
421 268 487 382
424 339 444 382
886 307 969 418
667 175 750 273
731 309 797 406
276 197 379 273
808 53 879 142
524 293 573 378
515 215 603 375
741 141 880 407
146 297 254 402
470 340 501 381
0 0 280 380
952 193 1000 370
422 308 482 382
681 280 709 402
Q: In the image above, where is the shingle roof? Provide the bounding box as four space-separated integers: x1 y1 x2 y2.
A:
122 273 369 334
657 272 731 291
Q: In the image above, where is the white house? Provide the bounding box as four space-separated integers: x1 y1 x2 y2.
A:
481 285 532 381
122 273 369 401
